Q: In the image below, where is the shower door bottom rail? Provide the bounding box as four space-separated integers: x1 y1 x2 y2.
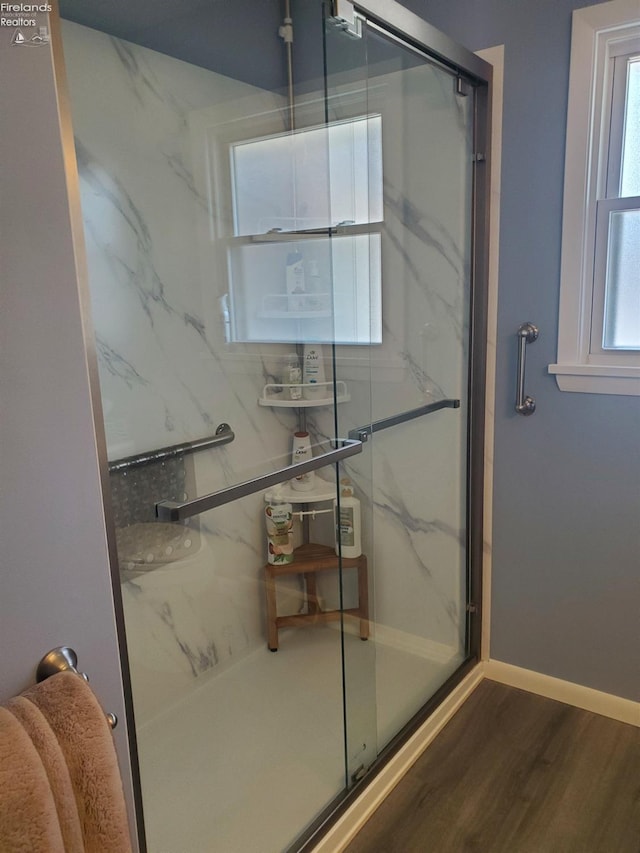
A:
348 398 460 442
155 438 363 522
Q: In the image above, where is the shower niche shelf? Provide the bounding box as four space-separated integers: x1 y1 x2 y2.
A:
258 379 350 408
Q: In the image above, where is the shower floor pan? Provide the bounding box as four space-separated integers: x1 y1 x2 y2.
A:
135 626 461 853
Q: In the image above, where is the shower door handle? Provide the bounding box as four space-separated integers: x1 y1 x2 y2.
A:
348 398 460 441
515 322 539 415
155 438 363 522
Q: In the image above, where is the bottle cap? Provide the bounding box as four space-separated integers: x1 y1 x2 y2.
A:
340 477 353 497
268 484 285 503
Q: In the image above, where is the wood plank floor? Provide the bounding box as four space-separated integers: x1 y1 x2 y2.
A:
346 680 640 853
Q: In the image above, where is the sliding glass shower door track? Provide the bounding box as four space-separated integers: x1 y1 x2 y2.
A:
291 657 480 853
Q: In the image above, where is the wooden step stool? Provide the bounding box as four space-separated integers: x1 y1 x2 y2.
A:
264 542 369 651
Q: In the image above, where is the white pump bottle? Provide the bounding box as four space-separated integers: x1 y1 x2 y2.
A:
333 478 361 558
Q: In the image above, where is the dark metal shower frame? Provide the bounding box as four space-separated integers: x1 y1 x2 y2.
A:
51 0 492 848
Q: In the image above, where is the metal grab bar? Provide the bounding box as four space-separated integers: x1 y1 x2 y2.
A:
108 423 234 473
155 438 363 522
515 323 539 415
348 398 460 442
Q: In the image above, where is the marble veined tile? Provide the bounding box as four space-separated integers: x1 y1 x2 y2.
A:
62 20 299 721
62 20 291 462
121 525 260 724
63 17 473 732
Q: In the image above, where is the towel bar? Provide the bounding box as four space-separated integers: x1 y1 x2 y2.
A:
37 647 118 729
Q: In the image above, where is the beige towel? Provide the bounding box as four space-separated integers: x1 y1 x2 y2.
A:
7 695 84 852
1 671 132 853
0 706 66 852
20 672 132 853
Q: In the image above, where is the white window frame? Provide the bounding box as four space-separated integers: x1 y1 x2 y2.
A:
549 0 640 395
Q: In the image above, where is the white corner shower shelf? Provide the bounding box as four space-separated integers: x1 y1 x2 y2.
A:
264 478 337 504
258 379 350 408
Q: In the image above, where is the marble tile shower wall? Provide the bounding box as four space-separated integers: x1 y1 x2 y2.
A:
62 21 300 724
310 64 471 666
63 20 471 726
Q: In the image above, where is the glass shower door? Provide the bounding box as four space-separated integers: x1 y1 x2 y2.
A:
58 0 487 848
323 0 482 769
58 7 375 851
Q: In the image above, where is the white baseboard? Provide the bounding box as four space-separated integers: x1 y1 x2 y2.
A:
484 659 640 727
309 664 484 853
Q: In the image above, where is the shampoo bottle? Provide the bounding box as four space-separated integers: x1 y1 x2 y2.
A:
291 431 315 492
264 486 294 564
334 478 361 558
284 352 302 400
302 343 326 400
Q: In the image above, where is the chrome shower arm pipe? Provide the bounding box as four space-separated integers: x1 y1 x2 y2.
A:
280 0 295 132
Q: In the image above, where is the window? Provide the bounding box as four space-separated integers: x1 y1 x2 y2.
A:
550 0 640 395
225 115 383 345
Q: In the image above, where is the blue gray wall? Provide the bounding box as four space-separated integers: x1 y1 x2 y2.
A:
400 0 640 701
60 0 287 92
